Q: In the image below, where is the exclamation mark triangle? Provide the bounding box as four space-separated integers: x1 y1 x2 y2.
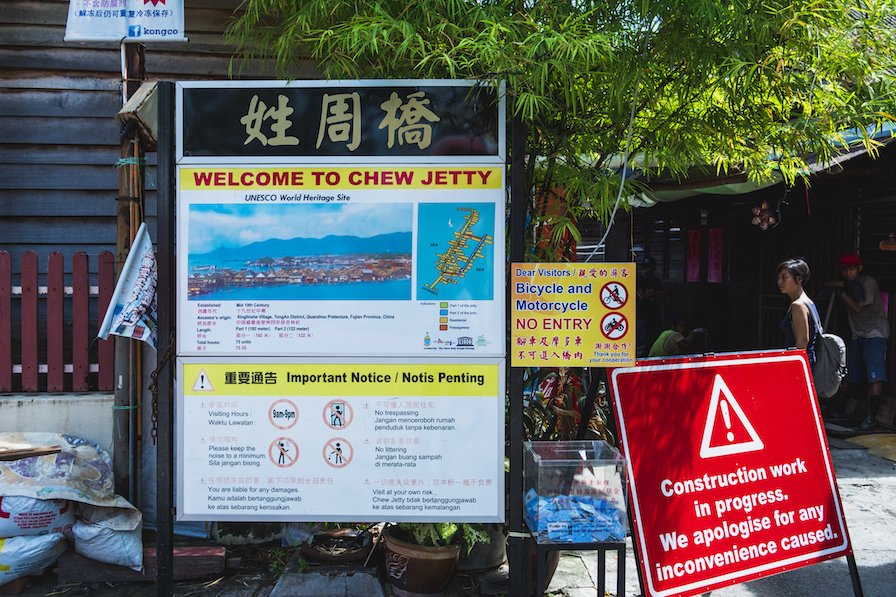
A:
699 373 763 459
192 368 213 392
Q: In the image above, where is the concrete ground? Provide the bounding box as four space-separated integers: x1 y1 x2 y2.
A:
5 430 894 596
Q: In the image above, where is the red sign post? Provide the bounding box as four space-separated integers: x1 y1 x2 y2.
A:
609 350 852 597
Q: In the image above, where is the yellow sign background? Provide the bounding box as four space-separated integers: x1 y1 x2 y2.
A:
180 167 503 190
511 262 636 367
183 362 500 397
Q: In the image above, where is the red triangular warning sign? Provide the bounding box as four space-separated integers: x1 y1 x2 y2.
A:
699 374 763 458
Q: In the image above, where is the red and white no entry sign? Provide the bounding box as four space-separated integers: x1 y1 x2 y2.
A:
609 350 852 597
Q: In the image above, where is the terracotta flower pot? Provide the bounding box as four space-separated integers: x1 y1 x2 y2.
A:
381 526 460 597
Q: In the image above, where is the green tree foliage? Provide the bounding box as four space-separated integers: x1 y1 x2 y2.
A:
227 0 896 240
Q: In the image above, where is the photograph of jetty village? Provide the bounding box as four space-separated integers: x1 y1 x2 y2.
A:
187 203 413 301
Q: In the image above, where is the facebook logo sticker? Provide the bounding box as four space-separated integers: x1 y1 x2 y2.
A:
128 25 142 37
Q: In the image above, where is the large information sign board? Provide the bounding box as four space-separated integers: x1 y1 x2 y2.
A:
174 80 506 524
609 351 852 597
177 358 505 521
176 81 505 358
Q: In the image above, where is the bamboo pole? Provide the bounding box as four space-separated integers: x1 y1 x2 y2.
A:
113 42 146 501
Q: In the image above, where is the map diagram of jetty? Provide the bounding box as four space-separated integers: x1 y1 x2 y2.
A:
417 203 495 300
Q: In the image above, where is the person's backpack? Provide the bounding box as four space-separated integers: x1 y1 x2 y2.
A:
808 301 847 399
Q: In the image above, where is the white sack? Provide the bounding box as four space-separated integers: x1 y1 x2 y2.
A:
72 518 143 572
0 496 74 538
0 533 66 585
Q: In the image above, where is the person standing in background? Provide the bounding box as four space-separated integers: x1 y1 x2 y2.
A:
636 255 666 357
776 258 819 365
831 253 889 431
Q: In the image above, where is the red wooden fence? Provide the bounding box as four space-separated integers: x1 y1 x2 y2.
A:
0 250 114 393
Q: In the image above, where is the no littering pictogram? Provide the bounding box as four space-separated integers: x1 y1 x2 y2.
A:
324 438 353 468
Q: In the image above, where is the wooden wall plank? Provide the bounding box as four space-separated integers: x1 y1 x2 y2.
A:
0 117 119 145
0 164 119 189
0 89 121 117
1 219 116 245
146 52 310 78
98 251 114 391
71 252 89 391
0 252 10 391
145 52 281 77
0 74 120 91
0 24 67 46
0 48 121 72
3 46 288 76
0 146 128 166
21 252 39 391
0 191 158 217
47 252 64 391
2 0 67 26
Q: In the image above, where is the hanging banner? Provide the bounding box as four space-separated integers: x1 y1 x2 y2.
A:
176 81 506 357
97 222 158 349
65 0 186 43
707 228 724 283
176 358 505 522
687 229 701 282
511 262 636 367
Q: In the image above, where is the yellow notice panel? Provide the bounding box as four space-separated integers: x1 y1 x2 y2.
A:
511 262 636 367
183 362 499 396
177 359 505 523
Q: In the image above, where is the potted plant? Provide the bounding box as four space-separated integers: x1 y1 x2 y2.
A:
299 523 376 564
523 367 615 443
380 522 489 596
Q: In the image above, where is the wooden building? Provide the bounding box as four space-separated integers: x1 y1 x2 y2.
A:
0 1 305 515
627 146 896 383
0 1 303 395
